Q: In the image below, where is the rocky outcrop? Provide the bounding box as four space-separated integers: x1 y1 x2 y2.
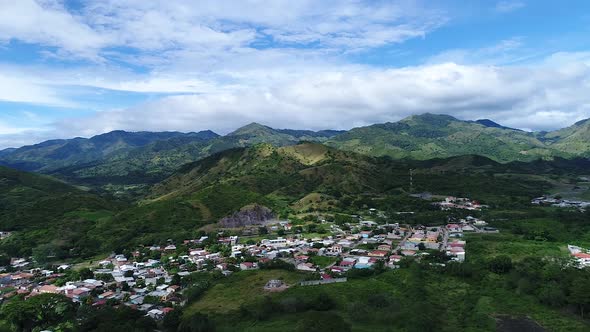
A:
219 204 275 228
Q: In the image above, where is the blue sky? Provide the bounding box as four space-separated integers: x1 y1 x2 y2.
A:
0 0 589 148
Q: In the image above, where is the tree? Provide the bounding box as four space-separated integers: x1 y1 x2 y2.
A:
488 255 512 274
296 311 351 332
568 276 590 318
538 283 566 307
178 313 215 332
78 268 94 280
3 294 76 331
77 306 156 331
0 254 10 267
171 274 181 286
163 309 183 331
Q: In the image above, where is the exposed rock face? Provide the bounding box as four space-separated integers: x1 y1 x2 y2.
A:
219 204 275 228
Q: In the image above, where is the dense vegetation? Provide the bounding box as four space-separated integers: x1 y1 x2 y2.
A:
3 140 590 261
327 113 590 162
1 119 590 331
2 113 590 196
0 166 120 259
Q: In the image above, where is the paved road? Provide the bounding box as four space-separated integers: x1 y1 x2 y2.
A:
440 227 449 251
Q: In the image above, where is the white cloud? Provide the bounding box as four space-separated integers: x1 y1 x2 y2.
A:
0 73 75 106
495 1 526 13
46 59 590 142
0 0 109 60
1 1 590 151
0 0 446 63
425 37 548 66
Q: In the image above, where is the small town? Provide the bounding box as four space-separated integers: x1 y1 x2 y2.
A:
0 199 499 322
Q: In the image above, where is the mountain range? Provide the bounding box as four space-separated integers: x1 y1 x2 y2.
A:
1 113 589 194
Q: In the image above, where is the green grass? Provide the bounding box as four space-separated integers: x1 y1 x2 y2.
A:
309 256 337 268
465 233 568 261
185 270 305 315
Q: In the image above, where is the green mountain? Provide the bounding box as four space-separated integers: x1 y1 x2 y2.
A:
542 118 590 156
0 130 219 173
88 141 572 251
327 113 562 162
4 114 590 197
2 141 585 259
0 166 118 258
49 123 342 189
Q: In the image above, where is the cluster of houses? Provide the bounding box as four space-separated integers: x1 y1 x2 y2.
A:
567 245 590 268
435 197 486 211
532 196 590 211
0 251 183 320
1 207 497 318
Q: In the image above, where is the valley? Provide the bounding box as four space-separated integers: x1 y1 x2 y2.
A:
1 114 590 331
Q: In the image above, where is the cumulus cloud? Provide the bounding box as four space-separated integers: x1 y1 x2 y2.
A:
0 74 75 106
0 0 445 63
48 60 590 141
0 0 109 60
1 1 589 150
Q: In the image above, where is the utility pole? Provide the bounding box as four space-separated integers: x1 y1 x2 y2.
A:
409 169 414 193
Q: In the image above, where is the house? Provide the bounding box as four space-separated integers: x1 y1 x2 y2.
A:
147 309 164 320
330 266 345 274
446 224 462 233
462 225 476 232
261 238 288 249
35 284 59 294
326 244 343 256
239 262 258 270
99 291 116 299
573 253 590 266
377 244 392 251
360 221 378 227
339 259 356 269
360 231 372 238
401 250 416 256
264 279 287 292
293 254 308 262
368 250 389 258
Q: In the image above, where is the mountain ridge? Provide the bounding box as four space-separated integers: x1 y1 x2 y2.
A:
2 113 590 195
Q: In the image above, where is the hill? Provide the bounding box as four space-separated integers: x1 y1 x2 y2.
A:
47 124 342 191
2 142 587 259
0 166 119 259
542 118 590 156
326 113 560 162
75 141 578 253
0 130 219 173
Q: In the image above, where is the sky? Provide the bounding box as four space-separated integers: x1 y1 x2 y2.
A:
0 0 590 149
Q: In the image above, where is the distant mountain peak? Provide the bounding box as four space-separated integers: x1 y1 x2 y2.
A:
228 122 274 136
474 119 520 131
574 118 590 126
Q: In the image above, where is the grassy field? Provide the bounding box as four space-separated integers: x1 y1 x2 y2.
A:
465 233 569 261
185 270 305 315
199 266 589 332
309 255 337 268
